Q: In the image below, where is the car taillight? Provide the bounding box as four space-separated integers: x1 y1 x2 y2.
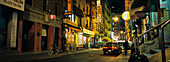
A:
103 47 108 49
112 47 118 49
114 47 118 49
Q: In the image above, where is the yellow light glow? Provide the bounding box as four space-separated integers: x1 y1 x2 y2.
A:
121 31 123 33
122 11 130 20
114 17 119 21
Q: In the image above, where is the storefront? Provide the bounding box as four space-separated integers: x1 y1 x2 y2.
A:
0 0 25 50
64 19 81 51
83 28 94 48
19 4 62 52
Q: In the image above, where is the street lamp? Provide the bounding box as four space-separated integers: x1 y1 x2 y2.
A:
121 31 123 34
120 31 123 40
112 17 119 22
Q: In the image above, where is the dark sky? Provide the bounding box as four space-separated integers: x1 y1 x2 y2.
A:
108 0 125 13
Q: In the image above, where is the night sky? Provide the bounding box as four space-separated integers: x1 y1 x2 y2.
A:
108 0 125 13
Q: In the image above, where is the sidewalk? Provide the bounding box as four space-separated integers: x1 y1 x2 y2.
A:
2 48 101 62
113 50 131 62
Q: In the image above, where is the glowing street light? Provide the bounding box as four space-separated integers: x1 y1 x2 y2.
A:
121 31 123 34
122 11 130 20
112 17 119 21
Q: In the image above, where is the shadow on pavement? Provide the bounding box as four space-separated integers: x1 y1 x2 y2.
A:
100 53 119 57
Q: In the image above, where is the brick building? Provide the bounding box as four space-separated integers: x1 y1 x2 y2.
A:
0 0 65 53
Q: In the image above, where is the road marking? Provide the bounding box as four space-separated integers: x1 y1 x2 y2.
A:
112 54 120 62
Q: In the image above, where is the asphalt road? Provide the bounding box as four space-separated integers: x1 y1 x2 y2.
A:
22 48 119 62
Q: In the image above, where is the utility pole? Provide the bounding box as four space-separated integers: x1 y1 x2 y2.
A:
50 15 56 49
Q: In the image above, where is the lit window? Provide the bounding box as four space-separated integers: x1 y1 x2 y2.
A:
112 23 114 25
65 10 67 12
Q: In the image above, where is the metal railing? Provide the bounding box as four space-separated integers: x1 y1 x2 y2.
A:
133 19 170 62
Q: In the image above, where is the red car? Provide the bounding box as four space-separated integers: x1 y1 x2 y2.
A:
103 42 122 55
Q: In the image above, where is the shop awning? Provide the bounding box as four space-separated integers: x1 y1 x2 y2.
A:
95 34 101 36
64 23 81 32
73 5 84 18
69 27 81 32
103 37 112 42
83 33 91 37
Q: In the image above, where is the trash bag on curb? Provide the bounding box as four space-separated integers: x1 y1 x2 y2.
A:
128 54 149 62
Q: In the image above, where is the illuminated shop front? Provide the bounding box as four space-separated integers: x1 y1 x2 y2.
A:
64 19 81 51
83 28 94 48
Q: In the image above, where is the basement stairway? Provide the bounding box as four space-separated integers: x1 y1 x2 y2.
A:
139 38 170 62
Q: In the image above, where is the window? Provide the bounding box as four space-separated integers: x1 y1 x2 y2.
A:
83 4 85 12
87 7 88 14
26 0 32 6
86 20 88 28
43 0 47 11
79 17 82 26
55 4 60 16
112 27 114 30
112 23 114 25
78 0 80 8
90 20 91 27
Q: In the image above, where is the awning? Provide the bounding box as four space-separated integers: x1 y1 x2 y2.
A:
131 0 145 9
73 5 84 17
130 6 145 20
64 23 81 31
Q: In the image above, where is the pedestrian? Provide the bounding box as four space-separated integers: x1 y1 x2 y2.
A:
123 40 128 56
130 43 135 55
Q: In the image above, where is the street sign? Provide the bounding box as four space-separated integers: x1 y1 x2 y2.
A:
150 12 158 26
122 11 130 20
50 15 56 19
160 0 168 8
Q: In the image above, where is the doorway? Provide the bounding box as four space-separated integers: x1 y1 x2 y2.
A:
22 20 34 52
41 25 49 50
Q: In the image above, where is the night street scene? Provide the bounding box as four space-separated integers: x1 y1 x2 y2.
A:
0 0 170 62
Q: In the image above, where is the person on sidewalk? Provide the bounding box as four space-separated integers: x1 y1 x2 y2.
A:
130 43 135 55
123 40 128 56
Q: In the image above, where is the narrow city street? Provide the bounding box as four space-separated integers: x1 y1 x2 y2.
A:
17 48 120 62
1 0 170 62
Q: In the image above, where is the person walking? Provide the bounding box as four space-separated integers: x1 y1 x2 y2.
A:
123 40 129 56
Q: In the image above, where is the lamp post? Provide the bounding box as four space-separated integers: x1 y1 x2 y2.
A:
50 15 56 48
112 17 119 22
122 11 130 40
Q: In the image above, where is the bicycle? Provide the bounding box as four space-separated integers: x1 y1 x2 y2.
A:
64 44 69 55
48 44 60 55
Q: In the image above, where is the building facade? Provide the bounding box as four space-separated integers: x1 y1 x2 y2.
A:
101 0 112 42
64 0 104 50
0 0 65 53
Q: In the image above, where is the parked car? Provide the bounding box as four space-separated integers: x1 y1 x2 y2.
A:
117 42 124 50
103 42 122 55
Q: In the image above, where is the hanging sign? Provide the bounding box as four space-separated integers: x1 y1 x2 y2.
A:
10 12 18 48
122 11 130 20
50 15 56 19
160 0 168 8
150 12 158 26
0 0 25 11
135 11 146 19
